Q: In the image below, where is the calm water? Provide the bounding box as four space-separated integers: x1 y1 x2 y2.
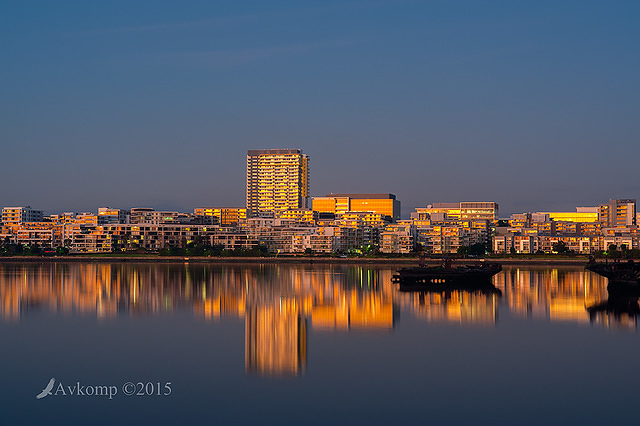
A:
0 262 638 425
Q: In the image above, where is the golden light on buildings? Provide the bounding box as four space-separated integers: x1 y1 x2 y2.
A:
312 193 400 221
246 149 310 216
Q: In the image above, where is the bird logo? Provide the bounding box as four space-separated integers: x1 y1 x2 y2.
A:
36 378 56 399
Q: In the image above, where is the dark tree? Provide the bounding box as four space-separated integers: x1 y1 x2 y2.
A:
552 241 570 254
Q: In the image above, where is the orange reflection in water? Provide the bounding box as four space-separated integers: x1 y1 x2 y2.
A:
395 288 500 326
0 263 398 377
495 266 609 324
0 262 633 377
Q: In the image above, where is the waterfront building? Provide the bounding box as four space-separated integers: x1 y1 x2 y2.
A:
246 149 310 216
208 229 259 251
408 206 492 254
101 224 222 252
380 223 416 254
290 230 335 254
13 222 60 247
415 224 482 254
312 193 400 221
66 224 112 252
492 233 597 254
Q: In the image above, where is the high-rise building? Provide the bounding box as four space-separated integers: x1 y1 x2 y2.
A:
246 149 310 216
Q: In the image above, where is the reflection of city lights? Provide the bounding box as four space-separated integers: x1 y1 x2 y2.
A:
493 266 610 325
0 263 630 369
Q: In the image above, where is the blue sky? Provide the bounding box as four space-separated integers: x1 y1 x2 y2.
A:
2 0 639 217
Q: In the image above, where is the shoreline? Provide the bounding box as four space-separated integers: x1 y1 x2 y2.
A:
0 255 597 266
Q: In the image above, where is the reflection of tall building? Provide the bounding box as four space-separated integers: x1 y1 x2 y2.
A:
245 302 307 376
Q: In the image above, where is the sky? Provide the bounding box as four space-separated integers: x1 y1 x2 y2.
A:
2 0 639 217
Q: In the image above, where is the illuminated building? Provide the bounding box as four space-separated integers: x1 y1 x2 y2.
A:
103 224 224 252
536 207 599 223
14 222 59 247
599 199 636 227
415 202 498 221
130 208 181 224
276 208 317 223
409 206 491 254
380 223 416 253
246 149 310 216
66 225 112 252
312 193 400 221
193 207 247 226
97 207 130 224
47 212 77 224
338 211 392 229
495 200 638 254
493 233 597 254
75 212 98 225
2 206 43 227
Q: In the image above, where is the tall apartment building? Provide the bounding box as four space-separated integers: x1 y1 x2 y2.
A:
246 149 310 216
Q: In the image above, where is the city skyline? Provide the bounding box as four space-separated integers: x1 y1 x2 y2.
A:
1 145 635 219
2 1 639 216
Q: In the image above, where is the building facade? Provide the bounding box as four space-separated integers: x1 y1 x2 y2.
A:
414 202 499 222
246 149 310 216
312 193 400 221
599 199 636 227
2 206 44 227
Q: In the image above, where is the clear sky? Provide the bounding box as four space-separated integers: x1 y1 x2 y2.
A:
2 0 639 217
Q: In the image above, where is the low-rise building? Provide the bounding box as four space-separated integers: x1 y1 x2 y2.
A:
380 223 416 254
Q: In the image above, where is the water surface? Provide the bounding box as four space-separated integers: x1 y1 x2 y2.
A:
0 262 637 425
